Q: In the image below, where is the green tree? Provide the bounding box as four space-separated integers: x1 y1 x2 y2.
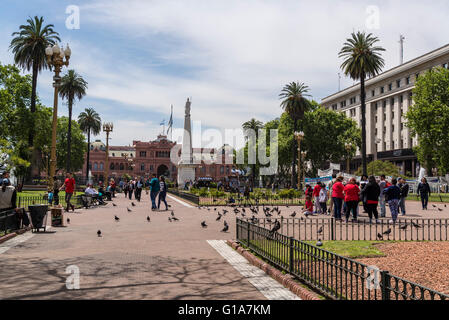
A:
302 107 361 176
59 70 88 172
339 31 385 176
406 67 449 175
356 160 400 177
242 118 264 187
78 108 102 180
56 117 87 173
9 16 60 149
279 82 312 188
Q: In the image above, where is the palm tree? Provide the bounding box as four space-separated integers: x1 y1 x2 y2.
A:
78 108 102 181
339 31 385 176
9 16 60 174
59 70 88 172
279 82 311 189
242 118 264 187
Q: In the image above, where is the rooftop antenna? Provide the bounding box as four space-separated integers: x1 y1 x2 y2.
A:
399 35 405 65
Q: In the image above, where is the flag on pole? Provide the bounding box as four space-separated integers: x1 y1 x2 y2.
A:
167 105 173 137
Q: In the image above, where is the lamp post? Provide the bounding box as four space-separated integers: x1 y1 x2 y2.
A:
345 142 353 174
294 131 305 190
103 122 113 183
301 151 307 191
46 43 71 189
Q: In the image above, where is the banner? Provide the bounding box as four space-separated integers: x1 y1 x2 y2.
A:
318 168 333 177
330 163 341 171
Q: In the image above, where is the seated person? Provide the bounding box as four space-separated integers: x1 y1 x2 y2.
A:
85 184 105 205
302 195 314 217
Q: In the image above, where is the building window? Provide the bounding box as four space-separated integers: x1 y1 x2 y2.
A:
332 104 338 111
350 97 356 104
390 97 395 105
110 163 114 170
392 112 395 120
156 151 170 158
141 163 145 171
150 165 154 171
399 95 403 104
396 80 401 88
380 87 384 94
372 90 375 97
406 76 410 85
140 151 147 157
416 73 420 80
220 166 224 174
226 166 230 174
388 83 393 91
375 116 378 123
112 153 115 157
383 100 386 108
89 162 92 170
120 163 124 171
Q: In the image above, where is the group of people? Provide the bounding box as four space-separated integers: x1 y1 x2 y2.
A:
121 174 169 210
302 174 429 224
122 177 146 201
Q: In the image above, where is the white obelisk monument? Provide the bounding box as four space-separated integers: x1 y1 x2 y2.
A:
177 98 196 187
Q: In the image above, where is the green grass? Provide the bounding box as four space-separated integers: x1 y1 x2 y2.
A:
303 240 386 259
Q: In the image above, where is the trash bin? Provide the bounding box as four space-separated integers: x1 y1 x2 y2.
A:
51 207 64 227
29 205 49 233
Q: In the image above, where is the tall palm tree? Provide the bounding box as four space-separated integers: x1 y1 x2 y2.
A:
9 16 60 174
279 82 311 189
59 70 88 172
339 31 385 176
242 118 264 187
78 108 102 181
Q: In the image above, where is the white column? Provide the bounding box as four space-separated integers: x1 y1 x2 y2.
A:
385 98 393 151
377 101 384 152
402 96 410 149
355 106 361 156
394 95 401 150
366 102 374 155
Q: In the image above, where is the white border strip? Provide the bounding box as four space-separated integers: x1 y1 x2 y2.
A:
167 194 195 208
0 226 52 255
207 240 301 300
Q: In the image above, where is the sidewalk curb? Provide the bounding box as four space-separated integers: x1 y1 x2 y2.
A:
226 240 321 301
0 226 32 245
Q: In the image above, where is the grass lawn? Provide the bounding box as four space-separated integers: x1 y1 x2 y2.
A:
303 240 386 259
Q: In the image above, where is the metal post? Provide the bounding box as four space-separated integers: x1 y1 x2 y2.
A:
289 237 294 274
331 218 335 241
247 220 251 247
381 270 391 300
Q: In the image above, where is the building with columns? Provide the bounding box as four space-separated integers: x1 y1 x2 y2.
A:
83 135 237 183
321 44 449 177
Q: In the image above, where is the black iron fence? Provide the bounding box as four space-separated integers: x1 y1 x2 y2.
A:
0 209 20 236
167 189 200 205
17 195 84 211
236 218 449 300
246 217 449 242
199 195 303 207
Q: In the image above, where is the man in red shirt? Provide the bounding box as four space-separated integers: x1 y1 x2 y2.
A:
60 172 76 212
343 178 360 222
331 176 345 220
312 182 322 214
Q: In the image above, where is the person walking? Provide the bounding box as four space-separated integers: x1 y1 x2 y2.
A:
60 172 76 212
327 174 337 214
378 175 387 218
383 178 401 223
343 178 360 222
128 179 134 200
360 175 369 213
398 178 409 216
149 174 160 210
123 180 129 198
417 177 431 210
361 176 381 223
319 184 328 215
332 176 345 221
312 182 322 214
52 176 61 206
158 176 169 210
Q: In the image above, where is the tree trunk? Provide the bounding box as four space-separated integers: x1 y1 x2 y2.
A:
86 128 91 181
27 63 39 179
291 119 297 189
67 97 73 172
360 73 368 176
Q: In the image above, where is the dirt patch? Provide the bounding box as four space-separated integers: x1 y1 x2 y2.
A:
359 242 449 296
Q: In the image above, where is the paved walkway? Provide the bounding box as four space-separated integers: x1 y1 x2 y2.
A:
0 193 297 300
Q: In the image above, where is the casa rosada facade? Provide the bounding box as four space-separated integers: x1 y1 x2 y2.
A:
83 135 237 183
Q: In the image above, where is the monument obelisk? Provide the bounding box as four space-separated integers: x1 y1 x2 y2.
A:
177 98 196 187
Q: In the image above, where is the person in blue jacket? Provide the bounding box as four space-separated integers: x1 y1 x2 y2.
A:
383 178 401 223
149 174 160 210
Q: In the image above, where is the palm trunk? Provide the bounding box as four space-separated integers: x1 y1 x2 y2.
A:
360 73 368 176
27 63 39 179
291 119 297 189
86 128 91 181
67 97 73 172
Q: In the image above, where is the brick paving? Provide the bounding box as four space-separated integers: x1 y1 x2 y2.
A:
0 194 268 300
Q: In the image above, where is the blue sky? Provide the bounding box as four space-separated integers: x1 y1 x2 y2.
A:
1 0 449 148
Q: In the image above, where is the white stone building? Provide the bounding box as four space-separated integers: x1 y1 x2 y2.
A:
321 44 449 177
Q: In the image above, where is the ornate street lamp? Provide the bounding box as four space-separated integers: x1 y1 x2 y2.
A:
103 122 114 183
46 43 71 189
301 151 307 191
294 131 305 190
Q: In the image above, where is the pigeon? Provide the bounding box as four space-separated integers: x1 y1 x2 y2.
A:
216 214 222 221
67 218 70 224
399 224 408 230
317 226 323 234
114 215 120 222
316 239 323 247
201 221 208 228
224 220 229 227
97 230 102 237
221 224 229 232
290 212 297 218
269 220 281 236
127 208 132 212
131 202 136 207
377 233 383 240
445 205 447 208
300 217 305 221
171 211 175 217
214 208 217 211
172 217 179 221
432 204 437 208
168 217 172 222
412 222 422 228
147 216 150 222
383 228 392 235
112 203 117 207
438 208 443 212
